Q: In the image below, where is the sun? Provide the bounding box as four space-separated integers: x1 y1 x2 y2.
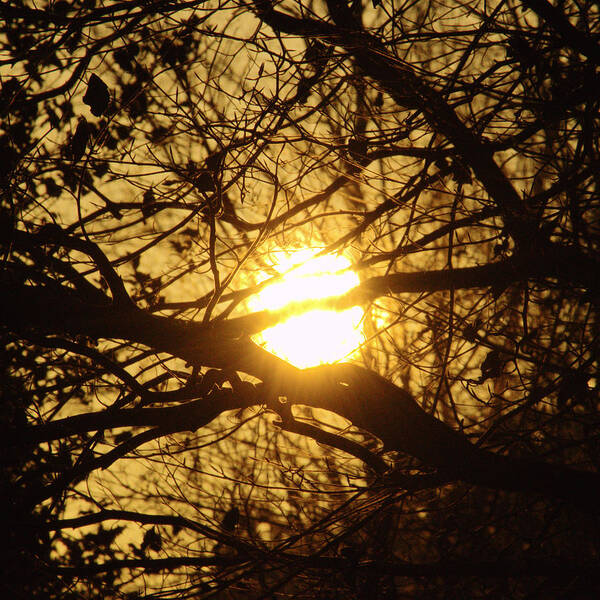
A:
248 249 364 368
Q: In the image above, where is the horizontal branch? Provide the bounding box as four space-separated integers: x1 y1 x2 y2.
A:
53 555 243 577
222 250 599 337
2 242 597 374
16 387 256 446
47 509 250 551
50 549 600 581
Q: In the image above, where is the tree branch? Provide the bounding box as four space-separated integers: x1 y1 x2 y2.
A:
3 251 599 511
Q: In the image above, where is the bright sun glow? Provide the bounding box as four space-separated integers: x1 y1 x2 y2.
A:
248 249 364 368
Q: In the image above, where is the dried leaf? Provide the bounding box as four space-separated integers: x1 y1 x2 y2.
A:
221 506 240 531
83 74 110 117
70 118 89 162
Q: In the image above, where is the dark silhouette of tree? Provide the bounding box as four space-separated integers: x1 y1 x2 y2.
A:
1 0 600 597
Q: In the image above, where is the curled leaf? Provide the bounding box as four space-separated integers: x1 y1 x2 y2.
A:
347 137 368 162
204 149 225 173
142 527 162 553
221 506 240 531
142 188 156 220
83 74 110 117
70 117 89 162
480 349 504 381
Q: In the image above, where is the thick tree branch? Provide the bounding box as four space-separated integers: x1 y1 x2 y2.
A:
12 387 256 446
284 364 600 514
48 548 600 581
3 250 599 511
